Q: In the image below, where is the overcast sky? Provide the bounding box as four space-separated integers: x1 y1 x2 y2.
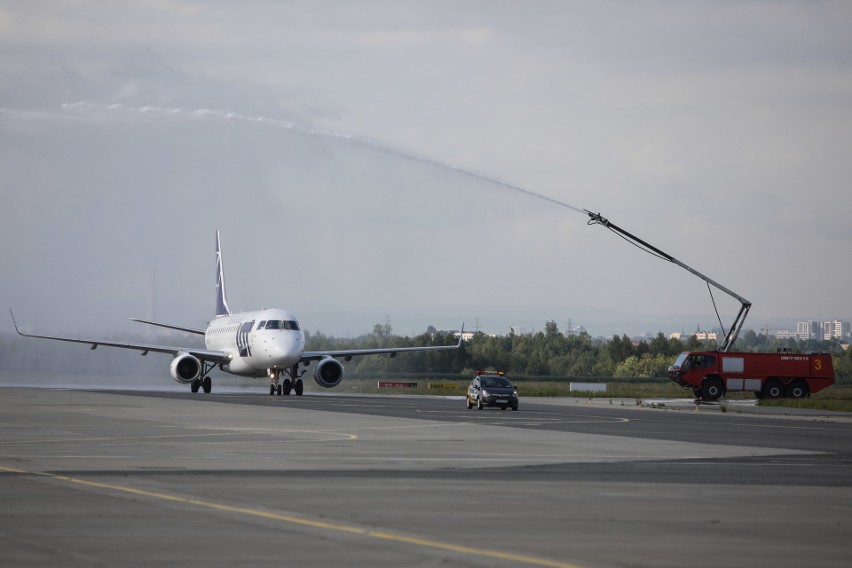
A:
1 1 850 338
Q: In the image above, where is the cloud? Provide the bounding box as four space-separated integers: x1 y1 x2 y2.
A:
1 1 850 337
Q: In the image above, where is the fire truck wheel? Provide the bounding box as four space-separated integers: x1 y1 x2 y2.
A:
788 381 808 399
763 380 784 399
701 377 723 401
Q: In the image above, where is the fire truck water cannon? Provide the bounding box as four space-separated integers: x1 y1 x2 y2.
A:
584 210 834 401
585 210 751 352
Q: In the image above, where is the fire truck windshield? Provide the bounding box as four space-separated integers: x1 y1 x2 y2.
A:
674 353 717 371
672 353 689 369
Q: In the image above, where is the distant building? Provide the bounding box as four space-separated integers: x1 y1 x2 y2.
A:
794 319 850 340
455 330 477 342
694 331 718 341
669 332 683 340
797 320 817 340
826 320 851 340
563 320 587 337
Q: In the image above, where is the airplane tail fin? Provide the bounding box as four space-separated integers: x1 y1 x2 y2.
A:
215 231 231 317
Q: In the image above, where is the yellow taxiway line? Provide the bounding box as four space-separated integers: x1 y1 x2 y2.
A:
1 464 585 568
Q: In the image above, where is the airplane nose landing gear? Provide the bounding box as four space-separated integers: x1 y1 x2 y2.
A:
269 365 306 396
269 369 282 396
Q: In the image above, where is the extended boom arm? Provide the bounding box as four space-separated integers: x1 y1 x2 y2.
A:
586 211 751 352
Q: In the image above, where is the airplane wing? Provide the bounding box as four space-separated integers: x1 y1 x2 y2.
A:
130 318 206 335
10 310 230 364
300 330 463 363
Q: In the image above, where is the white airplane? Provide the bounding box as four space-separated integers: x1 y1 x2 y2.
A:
11 232 462 395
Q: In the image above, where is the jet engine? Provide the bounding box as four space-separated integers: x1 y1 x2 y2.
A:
170 352 202 384
313 357 344 388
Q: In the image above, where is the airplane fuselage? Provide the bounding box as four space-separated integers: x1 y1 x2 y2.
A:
205 308 305 378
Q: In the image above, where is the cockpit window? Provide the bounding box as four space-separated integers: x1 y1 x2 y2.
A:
256 321 266 330
259 320 301 331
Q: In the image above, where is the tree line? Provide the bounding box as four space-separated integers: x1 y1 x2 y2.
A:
2 321 849 382
306 321 852 381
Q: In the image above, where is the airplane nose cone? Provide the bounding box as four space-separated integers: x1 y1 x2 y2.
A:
263 336 298 366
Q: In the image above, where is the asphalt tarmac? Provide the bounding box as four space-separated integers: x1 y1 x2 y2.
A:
2 386 851 568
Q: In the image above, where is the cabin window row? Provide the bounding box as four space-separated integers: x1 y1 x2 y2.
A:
209 321 300 334
210 326 240 334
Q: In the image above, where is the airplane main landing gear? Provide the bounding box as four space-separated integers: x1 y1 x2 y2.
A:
289 364 305 397
282 378 303 396
192 377 212 393
189 363 217 394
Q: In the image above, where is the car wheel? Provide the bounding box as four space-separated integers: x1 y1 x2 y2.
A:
511 404 518 411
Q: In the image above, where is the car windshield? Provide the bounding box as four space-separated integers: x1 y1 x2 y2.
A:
480 377 511 388
672 353 689 369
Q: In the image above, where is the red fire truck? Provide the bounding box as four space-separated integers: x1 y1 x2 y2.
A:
668 351 835 401
585 211 837 402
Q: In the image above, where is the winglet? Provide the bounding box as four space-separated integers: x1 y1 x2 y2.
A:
9 309 24 336
214 231 231 317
